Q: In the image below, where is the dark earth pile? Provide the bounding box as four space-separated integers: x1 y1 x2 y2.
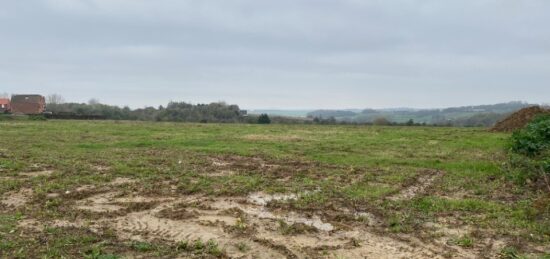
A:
491 106 550 132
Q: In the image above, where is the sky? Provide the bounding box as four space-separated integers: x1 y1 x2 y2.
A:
1 0 549 109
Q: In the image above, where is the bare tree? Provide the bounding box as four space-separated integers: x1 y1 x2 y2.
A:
47 94 65 104
0 92 9 98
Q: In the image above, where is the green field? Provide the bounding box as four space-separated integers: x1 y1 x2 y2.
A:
0 120 549 258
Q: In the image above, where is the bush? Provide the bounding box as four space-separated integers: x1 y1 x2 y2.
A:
0 114 13 121
258 114 271 124
28 115 47 121
510 115 550 157
508 115 550 191
0 114 47 121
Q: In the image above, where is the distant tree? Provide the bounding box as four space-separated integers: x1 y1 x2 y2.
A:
373 117 390 125
406 119 414 126
0 92 9 98
327 116 337 124
41 100 245 123
258 114 271 124
88 98 100 105
47 94 65 104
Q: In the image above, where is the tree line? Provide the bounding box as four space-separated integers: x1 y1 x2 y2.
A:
45 98 245 123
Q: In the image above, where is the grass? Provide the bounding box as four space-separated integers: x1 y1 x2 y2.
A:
449 235 475 248
0 120 548 257
176 239 225 257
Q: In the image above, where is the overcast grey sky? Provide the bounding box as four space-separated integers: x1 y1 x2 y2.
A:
1 0 549 109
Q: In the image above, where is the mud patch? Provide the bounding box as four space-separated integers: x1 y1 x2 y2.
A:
247 192 298 206
208 155 283 171
1 188 33 208
210 170 236 177
17 218 43 232
75 185 96 193
61 191 485 258
203 154 335 182
111 201 287 258
75 191 170 213
210 158 231 167
221 193 333 231
353 211 383 226
242 134 306 142
389 170 442 200
51 219 91 229
19 170 54 177
156 205 199 220
109 177 136 186
93 165 111 172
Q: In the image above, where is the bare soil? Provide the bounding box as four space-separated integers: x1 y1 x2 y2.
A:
491 106 550 132
3 176 501 258
19 170 54 177
2 155 544 258
1 188 33 208
1 159 527 259
388 170 442 200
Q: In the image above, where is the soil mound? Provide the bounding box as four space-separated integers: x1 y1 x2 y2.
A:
491 106 550 132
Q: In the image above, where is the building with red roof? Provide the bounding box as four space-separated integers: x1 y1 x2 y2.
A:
0 98 10 113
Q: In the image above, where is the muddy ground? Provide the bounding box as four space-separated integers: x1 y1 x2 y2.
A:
0 156 525 259
4 184 474 258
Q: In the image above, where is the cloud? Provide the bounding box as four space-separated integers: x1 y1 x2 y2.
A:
0 0 549 108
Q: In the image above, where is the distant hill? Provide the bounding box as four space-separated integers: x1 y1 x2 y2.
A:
305 101 535 127
307 110 357 118
248 110 314 118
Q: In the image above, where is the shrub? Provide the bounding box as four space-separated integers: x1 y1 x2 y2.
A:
510 114 550 157
28 115 47 121
258 114 271 124
508 115 550 191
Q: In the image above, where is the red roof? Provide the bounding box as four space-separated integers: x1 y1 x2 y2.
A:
0 98 10 105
